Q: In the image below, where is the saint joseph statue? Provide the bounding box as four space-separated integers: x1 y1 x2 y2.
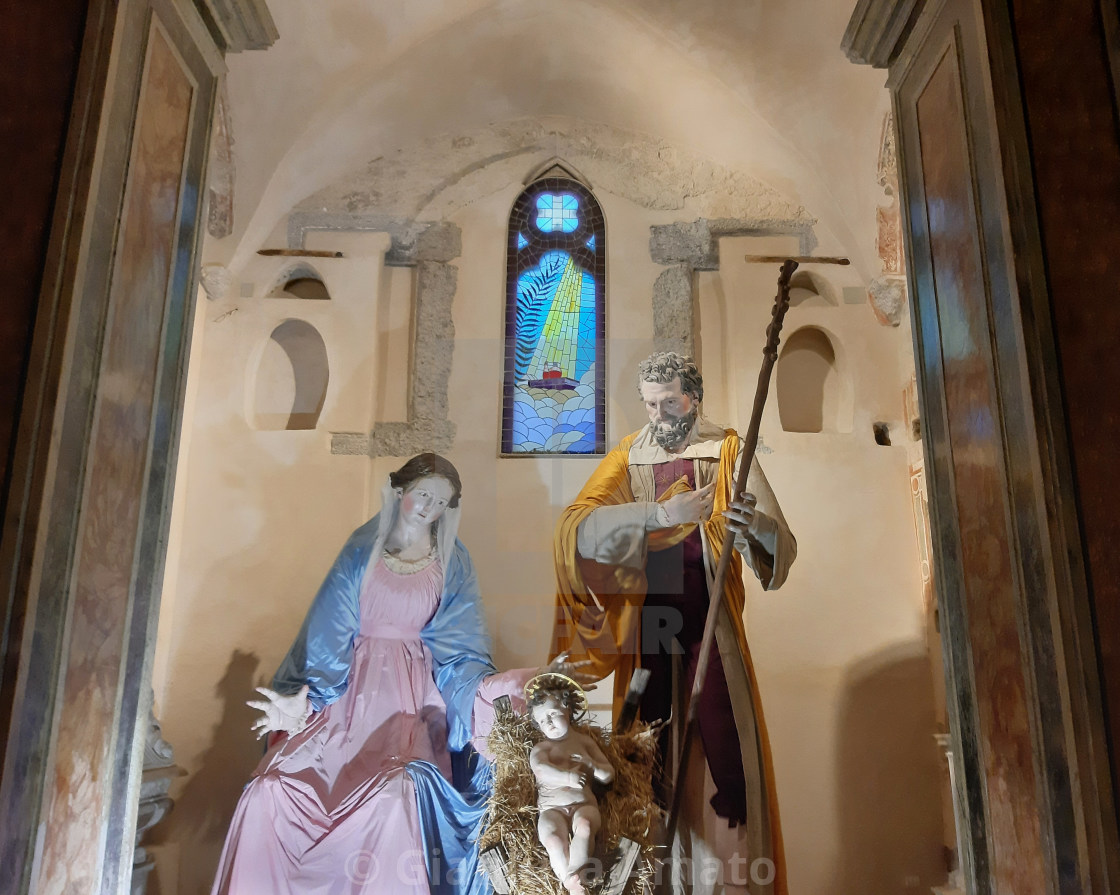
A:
552 351 796 894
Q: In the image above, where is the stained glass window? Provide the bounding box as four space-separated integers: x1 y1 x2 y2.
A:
502 178 606 454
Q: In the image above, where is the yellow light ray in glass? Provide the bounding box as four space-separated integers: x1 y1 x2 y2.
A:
525 257 583 380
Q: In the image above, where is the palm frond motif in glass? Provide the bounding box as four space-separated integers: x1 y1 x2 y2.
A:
502 178 606 454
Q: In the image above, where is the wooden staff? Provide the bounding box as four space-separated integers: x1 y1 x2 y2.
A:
257 248 344 258
658 254 846 864
742 254 850 265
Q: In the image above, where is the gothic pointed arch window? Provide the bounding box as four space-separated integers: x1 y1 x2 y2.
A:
501 175 606 454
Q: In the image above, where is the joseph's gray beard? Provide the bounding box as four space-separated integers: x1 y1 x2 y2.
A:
652 407 699 451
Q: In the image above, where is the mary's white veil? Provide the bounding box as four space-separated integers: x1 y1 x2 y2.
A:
369 477 399 564
364 474 461 590
435 502 461 570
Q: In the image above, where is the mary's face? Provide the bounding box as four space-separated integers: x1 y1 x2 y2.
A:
398 476 455 528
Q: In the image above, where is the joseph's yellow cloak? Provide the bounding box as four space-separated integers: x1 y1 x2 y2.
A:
551 427 787 895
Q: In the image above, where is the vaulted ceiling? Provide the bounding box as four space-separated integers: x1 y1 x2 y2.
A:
213 0 889 279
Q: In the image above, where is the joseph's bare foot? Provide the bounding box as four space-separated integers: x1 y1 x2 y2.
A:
564 871 589 895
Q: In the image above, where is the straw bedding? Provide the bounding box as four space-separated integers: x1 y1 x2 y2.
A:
478 713 660 894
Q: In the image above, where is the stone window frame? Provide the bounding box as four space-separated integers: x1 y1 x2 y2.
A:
648 218 817 356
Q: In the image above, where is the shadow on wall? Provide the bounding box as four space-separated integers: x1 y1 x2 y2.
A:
149 437 355 895
148 651 267 895
833 643 947 894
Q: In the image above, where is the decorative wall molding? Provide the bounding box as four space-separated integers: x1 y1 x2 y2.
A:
868 276 906 326
197 0 278 52
877 111 900 194
648 217 817 356
842 0 926 67
869 112 907 326
206 84 234 238
288 213 461 267
876 112 905 275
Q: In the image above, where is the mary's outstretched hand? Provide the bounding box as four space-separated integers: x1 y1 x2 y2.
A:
248 684 311 738
543 650 598 691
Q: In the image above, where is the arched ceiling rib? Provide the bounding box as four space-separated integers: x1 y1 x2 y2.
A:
295 118 815 226
216 0 889 277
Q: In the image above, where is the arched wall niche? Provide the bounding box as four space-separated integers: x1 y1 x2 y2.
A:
788 269 839 308
266 262 331 301
252 318 329 430
777 325 850 433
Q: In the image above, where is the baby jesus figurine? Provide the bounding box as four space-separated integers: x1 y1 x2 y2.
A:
526 672 615 895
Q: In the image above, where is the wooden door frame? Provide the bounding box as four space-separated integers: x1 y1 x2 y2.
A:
0 0 224 889
845 0 1120 891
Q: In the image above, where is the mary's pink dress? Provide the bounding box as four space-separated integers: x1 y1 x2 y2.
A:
211 553 523 895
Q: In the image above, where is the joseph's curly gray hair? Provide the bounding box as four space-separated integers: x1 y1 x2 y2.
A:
636 352 704 403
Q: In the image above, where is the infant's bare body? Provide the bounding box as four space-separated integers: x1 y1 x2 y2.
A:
531 727 610 811
528 684 614 895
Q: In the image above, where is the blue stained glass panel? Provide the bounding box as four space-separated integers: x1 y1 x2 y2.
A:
504 178 604 455
536 192 580 233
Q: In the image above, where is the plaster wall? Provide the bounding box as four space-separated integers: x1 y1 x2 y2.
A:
152 193 942 895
